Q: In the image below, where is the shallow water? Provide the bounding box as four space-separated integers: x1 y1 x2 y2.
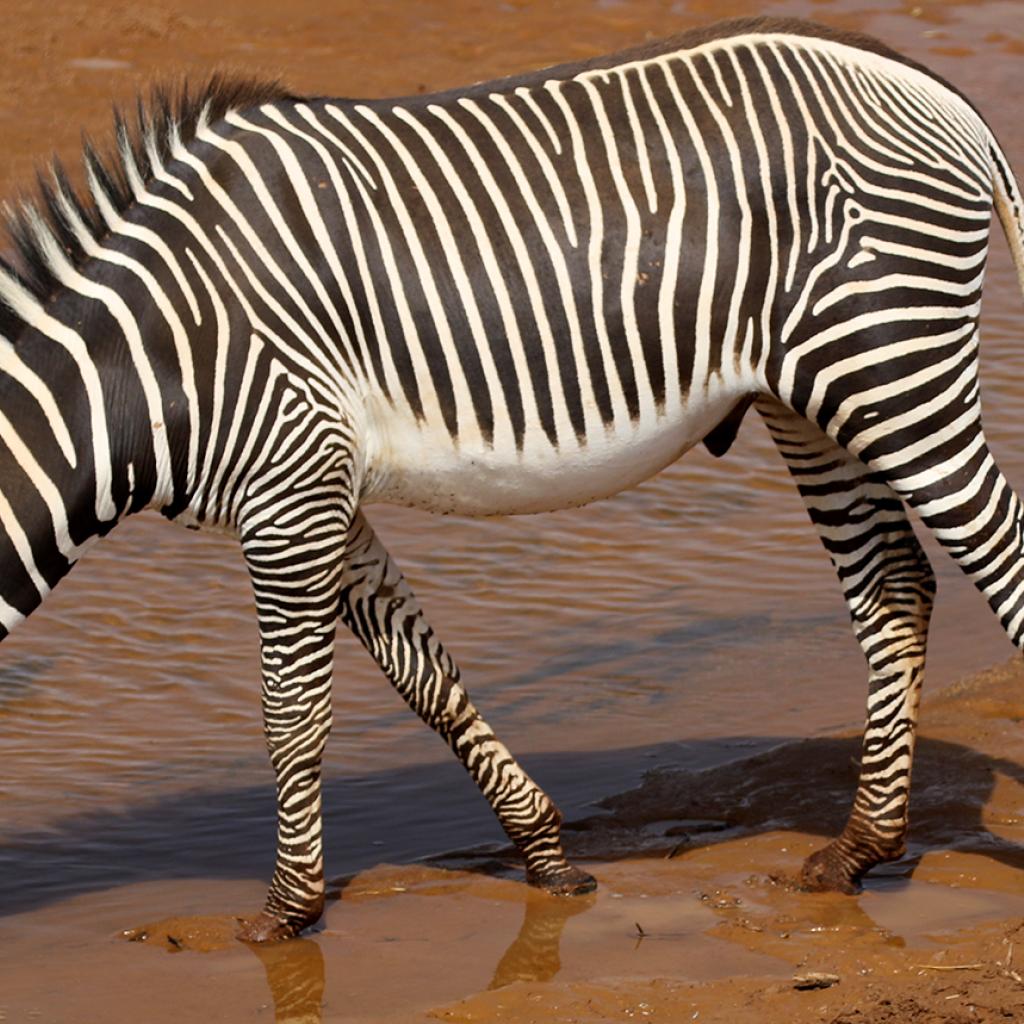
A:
0 0 1022 1019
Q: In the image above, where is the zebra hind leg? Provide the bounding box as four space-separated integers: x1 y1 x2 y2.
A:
757 399 936 892
339 511 596 896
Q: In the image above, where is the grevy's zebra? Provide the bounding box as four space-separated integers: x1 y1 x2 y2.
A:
1 16 1022 940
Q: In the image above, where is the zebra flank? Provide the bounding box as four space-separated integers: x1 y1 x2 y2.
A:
1 16 1023 939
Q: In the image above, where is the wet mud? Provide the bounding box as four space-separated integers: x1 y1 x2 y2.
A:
0 0 1023 1021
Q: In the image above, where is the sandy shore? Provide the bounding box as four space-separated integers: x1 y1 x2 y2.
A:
11 655 1015 1023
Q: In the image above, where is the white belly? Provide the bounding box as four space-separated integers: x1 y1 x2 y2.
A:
361 390 745 516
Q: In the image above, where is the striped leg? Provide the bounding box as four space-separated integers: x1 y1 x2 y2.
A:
868 423 1024 655
339 512 596 895
853 349 1024 654
757 399 936 891
236 483 354 942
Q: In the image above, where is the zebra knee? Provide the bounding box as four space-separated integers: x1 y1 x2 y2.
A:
264 713 332 774
848 544 935 661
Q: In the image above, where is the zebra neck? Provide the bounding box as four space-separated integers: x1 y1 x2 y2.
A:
0 281 198 634
0 335 118 634
31 248 205 501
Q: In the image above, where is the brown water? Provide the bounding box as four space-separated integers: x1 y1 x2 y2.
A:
0 0 1022 1020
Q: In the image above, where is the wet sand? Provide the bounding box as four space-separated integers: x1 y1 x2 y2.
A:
1 0 1024 1021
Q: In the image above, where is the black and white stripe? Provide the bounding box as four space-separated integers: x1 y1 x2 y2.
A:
1 17 1023 937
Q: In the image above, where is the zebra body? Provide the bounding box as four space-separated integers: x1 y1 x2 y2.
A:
2 17 1023 939
341 32 995 516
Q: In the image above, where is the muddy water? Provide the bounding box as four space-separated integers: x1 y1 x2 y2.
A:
0 0 1022 1020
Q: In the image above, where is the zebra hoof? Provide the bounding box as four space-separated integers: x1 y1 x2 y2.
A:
527 863 598 896
799 845 862 895
236 905 320 943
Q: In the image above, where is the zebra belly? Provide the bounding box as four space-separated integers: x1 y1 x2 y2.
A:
361 393 742 516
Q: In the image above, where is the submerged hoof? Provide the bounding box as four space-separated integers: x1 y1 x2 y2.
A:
236 909 314 944
799 845 862 895
527 863 598 896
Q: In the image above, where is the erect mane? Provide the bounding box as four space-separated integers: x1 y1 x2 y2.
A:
0 73 295 344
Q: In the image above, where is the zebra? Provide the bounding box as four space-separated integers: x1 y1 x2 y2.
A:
0 15 1022 942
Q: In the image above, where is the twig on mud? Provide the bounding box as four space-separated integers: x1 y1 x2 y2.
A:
634 921 646 938
793 972 840 990
913 963 984 972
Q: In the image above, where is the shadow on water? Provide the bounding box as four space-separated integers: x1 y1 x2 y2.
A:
3 729 1024 916
0 655 55 710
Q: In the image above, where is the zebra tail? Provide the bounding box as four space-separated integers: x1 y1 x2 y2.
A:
990 134 1024 298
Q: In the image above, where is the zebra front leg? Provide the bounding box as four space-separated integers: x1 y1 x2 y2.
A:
236 494 351 942
758 399 936 892
339 512 596 895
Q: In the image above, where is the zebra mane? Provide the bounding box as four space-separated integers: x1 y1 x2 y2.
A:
0 73 294 345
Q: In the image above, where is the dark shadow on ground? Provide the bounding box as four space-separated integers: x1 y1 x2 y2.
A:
567 733 1024 879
